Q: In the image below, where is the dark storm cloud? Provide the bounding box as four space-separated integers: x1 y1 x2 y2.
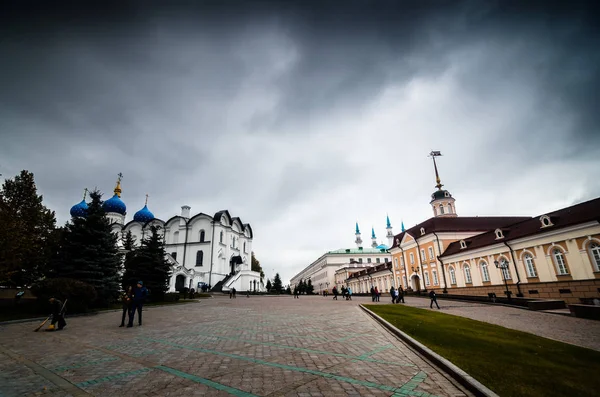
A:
1 0 599 283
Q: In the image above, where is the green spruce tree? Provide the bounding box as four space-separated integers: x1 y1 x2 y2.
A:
54 190 121 306
251 252 265 280
306 278 314 295
0 170 57 286
273 273 283 294
123 225 171 300
265 279 272 292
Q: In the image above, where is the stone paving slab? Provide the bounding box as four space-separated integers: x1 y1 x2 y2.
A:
0 296 472 397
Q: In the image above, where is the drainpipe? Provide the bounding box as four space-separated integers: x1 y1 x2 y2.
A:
208 221 216 287
432 231 448 293
503 240 523 297
415 239 427 293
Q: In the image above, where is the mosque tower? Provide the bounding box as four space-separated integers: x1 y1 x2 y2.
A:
371 227 377 248
355 222 363 249
386 215 394 247
429 151 457 218
103 173 127 225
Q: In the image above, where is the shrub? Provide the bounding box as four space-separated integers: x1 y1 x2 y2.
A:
163 292 180 302
31 277 97 313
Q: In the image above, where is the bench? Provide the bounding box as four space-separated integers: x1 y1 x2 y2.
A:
568 304 600 321
527 300 566 311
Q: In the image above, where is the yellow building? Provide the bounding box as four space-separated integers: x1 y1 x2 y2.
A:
389 152 600 304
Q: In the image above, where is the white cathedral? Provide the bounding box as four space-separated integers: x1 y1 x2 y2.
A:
69 175 262 293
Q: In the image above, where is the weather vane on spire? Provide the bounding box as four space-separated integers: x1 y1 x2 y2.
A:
428 151 443 190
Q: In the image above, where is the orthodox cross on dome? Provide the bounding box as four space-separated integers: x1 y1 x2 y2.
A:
429 151 443 190
145 193 149 206
114 173 123 197
83 187 88 200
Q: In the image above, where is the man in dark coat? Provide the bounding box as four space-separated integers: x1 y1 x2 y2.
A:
128 281 148 327
119 286 133 327
49 297 66 330
429 289 440 309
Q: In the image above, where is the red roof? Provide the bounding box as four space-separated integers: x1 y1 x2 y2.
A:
390 216 530 248
441 197 600 258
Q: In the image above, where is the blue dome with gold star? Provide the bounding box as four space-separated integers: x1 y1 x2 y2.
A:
70 199 88 218
103 194 126 215
134 205 154 223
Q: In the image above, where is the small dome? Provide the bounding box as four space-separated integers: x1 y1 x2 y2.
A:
103 194 126 215
376 244 389 250
70 199 88 218
431 190 451 201
133 205 154 223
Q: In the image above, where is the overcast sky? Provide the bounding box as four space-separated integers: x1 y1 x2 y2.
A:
1 0 599 284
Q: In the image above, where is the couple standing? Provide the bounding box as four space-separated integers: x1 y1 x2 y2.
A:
120 281 148 328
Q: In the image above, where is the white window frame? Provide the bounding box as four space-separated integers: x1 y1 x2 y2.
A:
500 260 512 280
480 261 490 282
428 247 434 259
464 265 472 284
553 249 568 275
420 249 426 262
449 266 456 285
424 271 430 286
432 270 438 285
394 258 399 269
410 253 415 264
439 204 445 215
524 254 537 278
589 243 600 272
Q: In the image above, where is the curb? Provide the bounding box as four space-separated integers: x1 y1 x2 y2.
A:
359 304 499 397
0 300 203 326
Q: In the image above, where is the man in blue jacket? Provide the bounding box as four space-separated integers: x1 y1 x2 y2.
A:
127 281 148 327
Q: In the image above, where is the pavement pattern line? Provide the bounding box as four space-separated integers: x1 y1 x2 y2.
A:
75 367 152 388
143 336 438 396
167 330 417 367
0 344 91 397
53 357 120 372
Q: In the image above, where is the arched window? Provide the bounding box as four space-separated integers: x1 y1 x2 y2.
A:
553 249 568 275
464 264 472 284
449 266 456 285
439 204 445 215
196 250 203 266
199 230 205 242
403 275 408 287
500 259 511 280
524 254 537 277
448 203 453 213
220 231 224 244
173 231 179 244
480 261 490 282
587 242 600 272
410 253 415 264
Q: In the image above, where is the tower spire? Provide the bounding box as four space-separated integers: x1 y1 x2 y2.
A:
429 151 443 190
145 193 149 206
83 188 88 201
114 172 123 197
355 222 360 234
401 220 406 232
386 214 391 228
371 227 377 248
355 222 363 248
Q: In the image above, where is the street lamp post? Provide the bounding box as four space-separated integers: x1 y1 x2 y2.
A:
494 260 512 301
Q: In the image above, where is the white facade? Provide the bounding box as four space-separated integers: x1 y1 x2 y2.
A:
111 207 261 293
290 247 392 294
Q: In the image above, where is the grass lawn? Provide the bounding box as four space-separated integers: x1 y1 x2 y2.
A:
365 304 600 397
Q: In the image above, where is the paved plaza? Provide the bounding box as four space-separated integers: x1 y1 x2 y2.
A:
0 296 472 397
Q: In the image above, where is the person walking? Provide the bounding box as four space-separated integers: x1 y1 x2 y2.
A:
119 286 133 327
398 286 405 303
232 287 237 299
332 286 338 300
390 286 396 304
347 287 352 301
374 286 380 302
370 286 375 302
429 289 440 309
128 281 148 327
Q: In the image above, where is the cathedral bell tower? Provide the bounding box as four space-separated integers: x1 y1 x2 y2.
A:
429 151 457 218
